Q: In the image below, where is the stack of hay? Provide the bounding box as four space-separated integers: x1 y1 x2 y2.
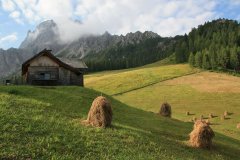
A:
192 117 197 122
208 113 213 119
237 123 240 129
159 102 171 117
189 120 215 149
224 111 229 116
83 96 113 128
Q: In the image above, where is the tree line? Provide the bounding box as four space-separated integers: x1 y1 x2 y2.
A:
84 37 176 72
84 19 240 73
175 19 240 72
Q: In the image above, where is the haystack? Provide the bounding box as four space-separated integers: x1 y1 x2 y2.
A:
208 113 213 119
224 111 228 116
189 120 215 149
159 102 171 117
192 117 197 122
237 123 240 129
205 119 210 125
83 96 112 128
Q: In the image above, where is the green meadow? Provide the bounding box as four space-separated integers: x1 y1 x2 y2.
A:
85 64 199 95
0 86 240 159
0 61 240 159
85 63 240 142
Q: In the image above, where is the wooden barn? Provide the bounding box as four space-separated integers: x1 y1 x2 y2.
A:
22 49 88 86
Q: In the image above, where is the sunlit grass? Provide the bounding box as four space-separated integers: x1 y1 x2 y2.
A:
86 61 240 143
85 64 199 95
0 86 239 159
116 83 240 140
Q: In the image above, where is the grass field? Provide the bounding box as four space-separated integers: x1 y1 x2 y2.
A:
85 64 199 95
115 72 240 140
0 86 240 159
85 63 240 142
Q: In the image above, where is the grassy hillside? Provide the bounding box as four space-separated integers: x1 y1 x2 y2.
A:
85 64 199 95
0 86 240 159
115 72 240 140
85 62 240 142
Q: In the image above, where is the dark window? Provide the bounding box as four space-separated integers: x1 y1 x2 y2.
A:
35 73 51 80
44 73 50 80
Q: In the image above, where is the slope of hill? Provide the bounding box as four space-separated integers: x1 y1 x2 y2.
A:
85 61 240 141
85 63 199 95
0 86 239 159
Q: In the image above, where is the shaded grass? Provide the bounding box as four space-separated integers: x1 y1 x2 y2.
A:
0 86 239 159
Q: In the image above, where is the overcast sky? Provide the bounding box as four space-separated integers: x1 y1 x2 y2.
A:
0 0 240 49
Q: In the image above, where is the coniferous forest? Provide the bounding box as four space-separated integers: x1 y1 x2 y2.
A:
84 19 240 73
84 37 177 72
186 19 240 71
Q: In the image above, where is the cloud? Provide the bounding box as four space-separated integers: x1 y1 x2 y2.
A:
1 0 15 11
73 0 218 37
0 33 17 44
9 10 23 24
229 0 240 5
9 10 20 18
0 0 228 42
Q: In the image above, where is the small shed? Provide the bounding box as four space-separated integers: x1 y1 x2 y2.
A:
22 49 88 86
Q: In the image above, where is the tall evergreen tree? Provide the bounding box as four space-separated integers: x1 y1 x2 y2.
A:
188 52 195 66
202 51 211 69
175 41 188 63
195 51 202 68
230 47 239 70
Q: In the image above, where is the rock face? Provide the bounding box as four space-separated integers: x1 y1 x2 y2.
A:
0 20 160 78
56 31 159 58
19 20 63 53
0 48 33 78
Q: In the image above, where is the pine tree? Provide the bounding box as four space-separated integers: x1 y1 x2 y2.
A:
202 51 211 69
175 41 188 63
210 51 218 70
218 47 230 69
195 51 202 68
188 52 195 66
230 47 239 70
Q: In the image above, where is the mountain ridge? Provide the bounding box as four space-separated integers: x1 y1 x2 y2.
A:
1 18 240 78
0 20 161 78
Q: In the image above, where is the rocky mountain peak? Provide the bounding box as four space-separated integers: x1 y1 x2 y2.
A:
143 31 160 38
19 20 61 53
36 20 56 30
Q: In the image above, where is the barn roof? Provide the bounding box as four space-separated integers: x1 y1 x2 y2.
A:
58 58 88 69
22 49 88 75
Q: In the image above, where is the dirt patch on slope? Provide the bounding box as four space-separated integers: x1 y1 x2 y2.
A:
165 72 240 93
